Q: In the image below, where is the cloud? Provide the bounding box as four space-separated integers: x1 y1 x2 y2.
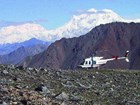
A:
75 8 99 14
0 19 48 28
33 19 48 23
25 19 48 24
74 8 114 16
0 21 22 27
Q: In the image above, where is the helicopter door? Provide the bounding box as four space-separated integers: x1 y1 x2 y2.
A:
92 61 96 64
91 58 96 67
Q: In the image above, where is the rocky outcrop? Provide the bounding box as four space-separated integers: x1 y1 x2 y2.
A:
22 22 140 70
0 64 140 104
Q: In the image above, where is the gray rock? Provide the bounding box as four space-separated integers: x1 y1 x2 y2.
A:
0 101 8 105
42 86 50 94
56 92 69 100
2 70 8 74
35 84 45 92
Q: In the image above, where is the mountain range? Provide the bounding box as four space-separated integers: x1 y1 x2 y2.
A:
1 9 140 68
21 22 140 70
0 9 140 44
0 38 50 65
0 38 49 55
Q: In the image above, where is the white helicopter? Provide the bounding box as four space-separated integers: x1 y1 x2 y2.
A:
79 51 129 69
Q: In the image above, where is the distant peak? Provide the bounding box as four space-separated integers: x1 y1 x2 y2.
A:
102 9 115 13
29 38 39 41
72 15 80 20
24 38 45 43
86 8 116 14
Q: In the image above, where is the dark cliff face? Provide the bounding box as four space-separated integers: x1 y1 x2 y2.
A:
22 22 140 70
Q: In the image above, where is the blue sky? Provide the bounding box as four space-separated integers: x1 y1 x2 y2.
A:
0 0 139 29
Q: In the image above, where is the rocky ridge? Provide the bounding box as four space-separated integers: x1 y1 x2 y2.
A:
0 64 140 105
22 22 140 70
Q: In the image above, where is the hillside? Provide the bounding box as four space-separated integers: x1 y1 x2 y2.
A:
0 38 50 65
21 22 140 70
0 65 140 105
0 44 48 65
0 38 49 55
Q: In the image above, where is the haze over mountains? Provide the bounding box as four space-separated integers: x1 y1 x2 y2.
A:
0 38 50 64
0 38 49 55
0 9 140 44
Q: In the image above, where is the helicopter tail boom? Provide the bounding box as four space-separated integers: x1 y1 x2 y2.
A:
112 51 129 62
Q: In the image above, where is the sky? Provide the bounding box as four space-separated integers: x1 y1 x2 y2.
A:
0 0 139 29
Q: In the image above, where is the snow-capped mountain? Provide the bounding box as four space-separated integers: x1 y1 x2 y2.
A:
0 8 140 44
0 23 54 44
49 9 124 39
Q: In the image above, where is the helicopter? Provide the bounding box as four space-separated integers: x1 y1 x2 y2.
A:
79 50 129 69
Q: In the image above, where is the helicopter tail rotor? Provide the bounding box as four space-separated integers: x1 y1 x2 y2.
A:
111 50 129 62
125 50 129 62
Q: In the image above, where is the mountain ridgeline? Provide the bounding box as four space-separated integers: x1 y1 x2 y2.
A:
0 38 50 65
21 22 140 70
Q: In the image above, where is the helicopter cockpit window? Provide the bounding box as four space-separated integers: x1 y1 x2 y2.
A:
85 61 88 65
89 61 91 65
